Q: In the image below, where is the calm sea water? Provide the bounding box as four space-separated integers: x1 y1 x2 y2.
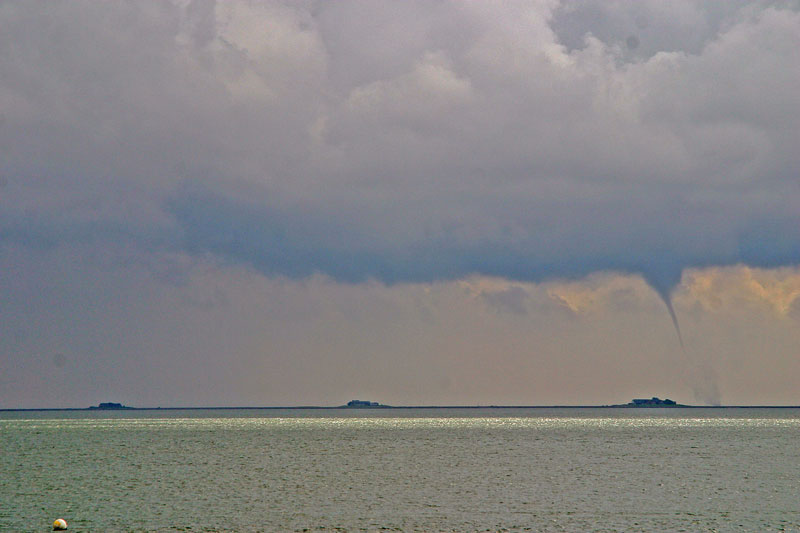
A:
2 408 799 532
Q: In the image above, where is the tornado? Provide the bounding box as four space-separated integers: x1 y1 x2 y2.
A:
643 267 720 405
642 268 684 350
660 291 684 350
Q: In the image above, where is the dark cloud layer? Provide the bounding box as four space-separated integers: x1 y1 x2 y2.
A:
1 0 798 292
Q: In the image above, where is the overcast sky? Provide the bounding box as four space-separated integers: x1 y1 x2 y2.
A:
1 0 799 407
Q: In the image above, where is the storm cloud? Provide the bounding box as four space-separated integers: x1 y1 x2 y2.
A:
1 1 799 407
1 0 798 289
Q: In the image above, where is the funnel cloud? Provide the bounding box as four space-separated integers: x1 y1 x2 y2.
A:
662 297 684 351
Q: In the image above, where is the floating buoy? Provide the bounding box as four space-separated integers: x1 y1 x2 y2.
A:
53 518 68 530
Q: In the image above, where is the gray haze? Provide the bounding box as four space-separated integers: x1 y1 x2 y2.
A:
1 1 799 407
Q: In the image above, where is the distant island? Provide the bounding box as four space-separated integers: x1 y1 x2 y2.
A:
342 399 390 408
611 397 688 407
88 402 132 410
5 399 800 411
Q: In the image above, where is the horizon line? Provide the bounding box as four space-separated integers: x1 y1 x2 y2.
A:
4 404 800 412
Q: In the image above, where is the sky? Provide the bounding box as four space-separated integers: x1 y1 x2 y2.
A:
1 0 799 408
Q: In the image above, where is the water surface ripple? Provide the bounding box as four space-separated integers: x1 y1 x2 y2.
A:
2 408 799 531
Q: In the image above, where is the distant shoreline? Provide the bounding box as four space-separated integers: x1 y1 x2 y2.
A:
3 405 800 412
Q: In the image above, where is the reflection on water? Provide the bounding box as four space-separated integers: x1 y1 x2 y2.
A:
2 409 800 531
5 414 800 430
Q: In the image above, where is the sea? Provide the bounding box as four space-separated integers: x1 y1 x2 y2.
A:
2 407 799 532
